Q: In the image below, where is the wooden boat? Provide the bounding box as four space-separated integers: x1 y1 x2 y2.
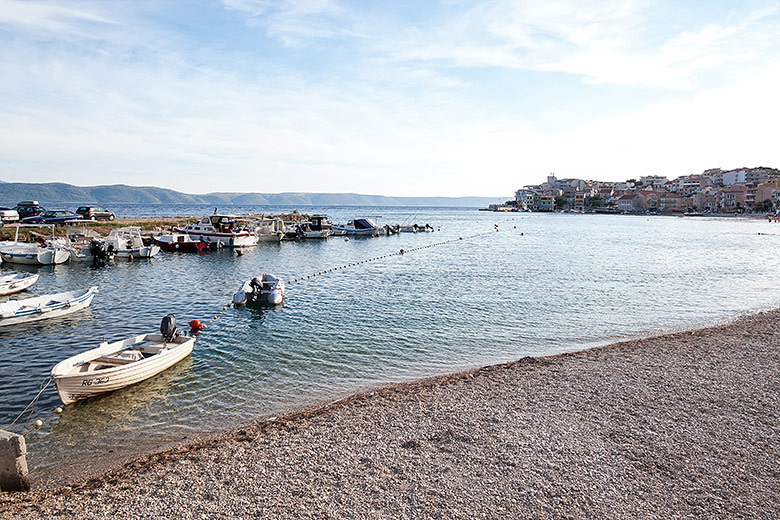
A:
51 315 195 405
0 272 39 296
105 227 161 258
153 233 210 253
0 286 97 327
233 273 285 305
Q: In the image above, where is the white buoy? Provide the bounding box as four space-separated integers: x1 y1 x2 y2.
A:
34 420 43 428
54 407 63 414
345 237 350 242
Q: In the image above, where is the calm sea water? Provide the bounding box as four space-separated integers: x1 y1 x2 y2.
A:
2 205 780 482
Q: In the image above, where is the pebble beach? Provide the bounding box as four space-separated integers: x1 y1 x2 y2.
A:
2 310 778 519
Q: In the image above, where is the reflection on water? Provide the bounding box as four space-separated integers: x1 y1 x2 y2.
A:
2 206 780 484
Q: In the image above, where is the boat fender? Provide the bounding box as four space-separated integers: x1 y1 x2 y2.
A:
233 290 247 305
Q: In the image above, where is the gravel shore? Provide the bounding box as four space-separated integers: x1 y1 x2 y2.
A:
2 311 778 519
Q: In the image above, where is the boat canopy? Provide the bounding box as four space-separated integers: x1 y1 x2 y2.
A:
354 218 377 229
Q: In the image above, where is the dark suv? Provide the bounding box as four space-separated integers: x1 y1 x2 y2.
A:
76 206 115 221
15 201 46 219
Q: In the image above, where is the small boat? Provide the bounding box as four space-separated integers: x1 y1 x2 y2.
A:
51 315 195 405
400 223 434 233
250 218 285 242
105 227 161 258
173 213 258 248
0 224 71 265
0 272 39 296
0 286 97 327
333 218 380 237
0 244 71 265
233 274 285 306
298 215 333 239
153 233 210 253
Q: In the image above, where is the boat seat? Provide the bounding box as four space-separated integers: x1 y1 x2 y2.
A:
95 350 143 365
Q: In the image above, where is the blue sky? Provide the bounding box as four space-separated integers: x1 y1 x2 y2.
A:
1 0 779 197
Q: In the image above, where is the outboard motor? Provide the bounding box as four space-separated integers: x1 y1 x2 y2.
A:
160 314 178 343
90 240 106 266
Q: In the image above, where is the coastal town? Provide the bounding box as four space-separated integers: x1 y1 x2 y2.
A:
490 166 780 214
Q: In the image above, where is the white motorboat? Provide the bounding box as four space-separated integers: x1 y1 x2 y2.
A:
298 215 333 239
0 286 97 327
0 224 71 265
0 244 70 265
233 273 285 306
51 315 195 405
249 218 285 242
333 218 380 237
0 272 39 296
105 227 161 258
173 213 258 248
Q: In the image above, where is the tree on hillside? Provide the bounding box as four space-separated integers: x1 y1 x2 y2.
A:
554 195 567 210
587 194 602 208
626 178 638 186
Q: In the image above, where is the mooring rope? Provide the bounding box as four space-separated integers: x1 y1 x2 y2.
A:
9 377 52 429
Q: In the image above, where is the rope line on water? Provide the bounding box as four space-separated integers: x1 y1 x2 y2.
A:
285 229 497 286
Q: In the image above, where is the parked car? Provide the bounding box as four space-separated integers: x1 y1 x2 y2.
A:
15 201 46 219
21 210 84 225
0 207 20 225
75 206 115 221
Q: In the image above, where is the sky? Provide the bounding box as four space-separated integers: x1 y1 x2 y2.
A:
1 0 779 197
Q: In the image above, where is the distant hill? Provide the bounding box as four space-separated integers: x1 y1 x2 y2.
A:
0 182 500 207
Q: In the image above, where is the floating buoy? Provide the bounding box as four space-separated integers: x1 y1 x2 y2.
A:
54 407 63 414
189 319 204 330
400 249 405 254
236 250 244 256
34 420 43 428
345 237 350 242
128 254 134 262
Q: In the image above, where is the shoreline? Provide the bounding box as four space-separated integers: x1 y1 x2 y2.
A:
2 309 779 518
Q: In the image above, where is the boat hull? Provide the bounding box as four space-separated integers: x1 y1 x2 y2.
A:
0 287 97 327
113 245 161 258
153 238 209 253
52 334 195 405
0 248 70 265
172 228 257 247
0 273 39 296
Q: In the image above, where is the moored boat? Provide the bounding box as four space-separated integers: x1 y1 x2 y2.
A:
233 273 285 305
51 315 195 405
0 286 97 327
173 213 258 248
333 218 380 237
249 218 285 242
298 215 333 238
153 233 210 253
105 227 161 258
0 244 71 265
0 272 39 296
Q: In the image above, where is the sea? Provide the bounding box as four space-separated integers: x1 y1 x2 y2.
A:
2 204 780 483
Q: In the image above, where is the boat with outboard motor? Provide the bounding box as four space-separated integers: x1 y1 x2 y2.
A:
333 218 380 237
233 273 285 306
105 227 160 258
298 215 333 238
153 233 210 253
0 272 39 296
0 286 97 327
173 213 258 248
51 314 195 405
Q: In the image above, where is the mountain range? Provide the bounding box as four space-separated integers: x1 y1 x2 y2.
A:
0 182 501 207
